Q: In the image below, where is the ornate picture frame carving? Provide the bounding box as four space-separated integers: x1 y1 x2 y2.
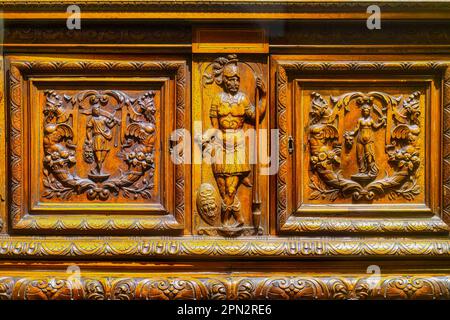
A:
5 56 189 235
274 59 450 235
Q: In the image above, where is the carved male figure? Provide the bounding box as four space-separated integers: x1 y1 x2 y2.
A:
204 56 267 227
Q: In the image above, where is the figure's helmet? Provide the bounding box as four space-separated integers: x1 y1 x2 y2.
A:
223 62 240 79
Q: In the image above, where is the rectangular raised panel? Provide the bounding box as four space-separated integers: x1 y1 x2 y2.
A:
6 55 189 235
274 58 449 235
192 54 269 236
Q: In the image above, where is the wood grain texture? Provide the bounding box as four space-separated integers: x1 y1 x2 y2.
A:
1 11 450 300
2 1 450 21
6 56 189 235
0 56 5 234
0 270 449 300
274 58 449 235
0 237 450 259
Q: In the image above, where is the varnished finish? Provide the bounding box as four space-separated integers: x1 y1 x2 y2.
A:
273 58 448 235
5 55 190 235
1 237 450 260
1 0 450 300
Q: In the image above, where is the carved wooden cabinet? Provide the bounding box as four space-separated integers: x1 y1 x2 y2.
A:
1 0 450 300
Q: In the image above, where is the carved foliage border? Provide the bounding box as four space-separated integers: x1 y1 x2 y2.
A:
443 68 450 226
0 57 5 234
7 59 187 233
0 273 449 300
276 61 449 234
1 237 450 259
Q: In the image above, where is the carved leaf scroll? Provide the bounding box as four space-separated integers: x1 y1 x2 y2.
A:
42 89 157 201
308 91 422 202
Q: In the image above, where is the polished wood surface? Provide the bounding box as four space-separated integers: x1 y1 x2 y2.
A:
0 1 450 300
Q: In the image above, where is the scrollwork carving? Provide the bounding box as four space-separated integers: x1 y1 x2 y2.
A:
1 273 448 300
7 59 187 233
0 278 14 300
42 89 157 201
307 90 422 202
15 278 82 300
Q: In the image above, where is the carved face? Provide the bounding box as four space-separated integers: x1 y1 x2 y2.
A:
222 63 240 94
361 105 371 117
202 198 217 213
92 105 101 116
223 75 240 94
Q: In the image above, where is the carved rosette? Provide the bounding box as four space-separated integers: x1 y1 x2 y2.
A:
42 89 157 201
308 91 422 202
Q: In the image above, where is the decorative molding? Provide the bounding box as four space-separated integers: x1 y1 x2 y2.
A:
0 56 5 234
2 1 450 23
0 273 449 300
280 217 449 234
270 22 450 47
1 237 450 259
443 68 450 226
275 60 449 235
308 91 422 202
4 24 192 45
7 58 187 234
1 1 450 11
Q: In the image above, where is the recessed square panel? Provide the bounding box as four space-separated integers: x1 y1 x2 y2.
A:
297 82 427 209
30 81 166 211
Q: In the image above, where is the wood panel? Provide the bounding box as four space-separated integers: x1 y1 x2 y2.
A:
192 54 269 236
273 57 449 235
4 55 190 235
1 1 450 301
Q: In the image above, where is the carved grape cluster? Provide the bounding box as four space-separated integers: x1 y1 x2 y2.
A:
310 146 341 170
388 145 420 174
44 150 76 169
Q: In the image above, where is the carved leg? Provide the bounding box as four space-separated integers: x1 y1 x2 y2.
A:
366 142 379 177
356 142 366 173
220 200 231 226
230 196 244 227
225 176 243 226
215 176 232 226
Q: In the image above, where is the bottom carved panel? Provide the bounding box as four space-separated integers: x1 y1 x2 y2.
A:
0 268 449 300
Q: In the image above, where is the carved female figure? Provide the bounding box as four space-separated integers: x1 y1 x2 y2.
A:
85 100 119 176
344 97 386 180
203 55 266 227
